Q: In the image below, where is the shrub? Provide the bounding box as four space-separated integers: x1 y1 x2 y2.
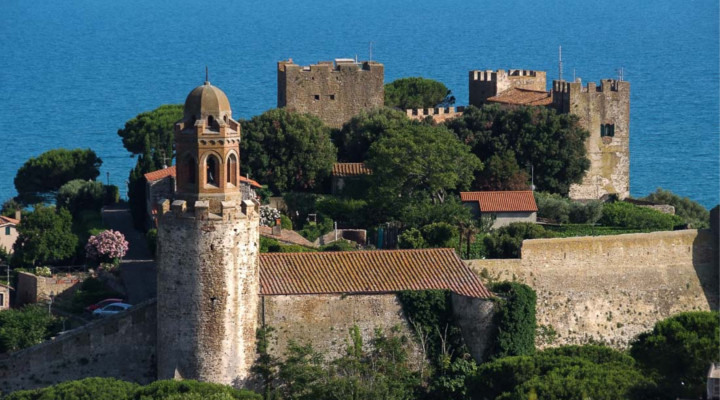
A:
56 179 106 217
398 228 426 249
0 304 63 353
85 229 129 265
420 222 458 248
483 223 554 258
319 241 357 252
280 215 292 230
600 201 684 230
33 266 51 277
487 282 537 360
4 377 138 400
259 206 281 227
642 188 710 228
316 196 368 228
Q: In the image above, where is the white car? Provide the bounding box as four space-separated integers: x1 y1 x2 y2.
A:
92 302 132 317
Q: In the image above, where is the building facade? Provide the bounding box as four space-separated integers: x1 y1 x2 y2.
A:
277 59 384 129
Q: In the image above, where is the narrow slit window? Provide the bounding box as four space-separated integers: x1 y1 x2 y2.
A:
601 124 615 137
314 94 320 101
206 156 219 186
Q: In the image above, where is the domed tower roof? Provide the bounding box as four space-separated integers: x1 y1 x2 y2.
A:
183 81 232 121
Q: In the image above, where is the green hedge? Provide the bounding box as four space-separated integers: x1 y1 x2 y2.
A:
599 201 684 230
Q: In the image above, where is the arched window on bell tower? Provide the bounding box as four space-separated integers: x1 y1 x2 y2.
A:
227 154 238 186
206 155 219 187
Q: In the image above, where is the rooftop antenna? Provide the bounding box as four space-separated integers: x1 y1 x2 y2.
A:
205 66 209 83
617 67 624 81
369 41 374 62
573 68 576 82
558 45 563 81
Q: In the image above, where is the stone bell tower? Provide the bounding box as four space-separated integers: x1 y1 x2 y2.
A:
156 79 260 386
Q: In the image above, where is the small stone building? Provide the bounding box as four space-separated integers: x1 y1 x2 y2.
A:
331 162 371 196
0 283 11 310
0 213 20 253
460 191 538 229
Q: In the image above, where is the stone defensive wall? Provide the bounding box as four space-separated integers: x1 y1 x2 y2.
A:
260 293 495 367
467 229 718 348
405 106 465 123
0 299 157 394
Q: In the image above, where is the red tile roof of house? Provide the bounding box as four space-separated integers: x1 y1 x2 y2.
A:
486 88 553 106
259 248 491 298
0 216 19 226
143 165 262 188
460 191 538 213
332 163 372 177
144 166 176 182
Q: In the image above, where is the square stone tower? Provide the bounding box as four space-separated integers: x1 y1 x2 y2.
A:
469 69 547 106
277 59 384 129
552 79 630 200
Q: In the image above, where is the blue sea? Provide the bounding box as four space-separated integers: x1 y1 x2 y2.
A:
0 0 718 208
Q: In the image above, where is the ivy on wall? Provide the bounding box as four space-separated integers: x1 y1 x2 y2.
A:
486 282 537 360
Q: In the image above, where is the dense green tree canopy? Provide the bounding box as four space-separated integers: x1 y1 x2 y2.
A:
365 124 482 219
11 205 78 267
384 77 455 110
334 107 418 162
0 304 62 354
241 109 336 194
14 149 102 205
445 105 589 195
471 345 655 400
641 188 710 228
630 311 719 399
116 104 183 161
56 179 106 217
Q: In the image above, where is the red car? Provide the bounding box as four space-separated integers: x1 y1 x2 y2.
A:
85 298 125 313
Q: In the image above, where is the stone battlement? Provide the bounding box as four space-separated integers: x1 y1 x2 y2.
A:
278 59 382 73
469 69 543 81
552 79 629 94
158 198 258 222
405 106 465 122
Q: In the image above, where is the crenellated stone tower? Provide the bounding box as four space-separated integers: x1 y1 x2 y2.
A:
156 80 260 386
552 79 630 199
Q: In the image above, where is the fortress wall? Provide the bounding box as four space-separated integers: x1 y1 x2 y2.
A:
466 229 718 348
260 294 425 366
0 299 157 394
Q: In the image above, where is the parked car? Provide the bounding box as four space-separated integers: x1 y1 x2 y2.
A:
92 302 132 317
85 298 125 313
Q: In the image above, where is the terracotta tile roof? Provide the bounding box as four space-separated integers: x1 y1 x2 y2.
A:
144 166 176 182
143 165 262 188
332 163 372 177
259 248 491 298
460 191 538 213
239 176 263 189
0 216 19 225
259 226 317 248
486 88 553 106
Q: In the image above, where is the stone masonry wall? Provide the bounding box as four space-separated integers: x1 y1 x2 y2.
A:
466 229 718 348
553 79 631 200
157 201 260 387
278 60 384 129
16 271 86 306
469 69 547 106
0 299 157 394
260 294 425 366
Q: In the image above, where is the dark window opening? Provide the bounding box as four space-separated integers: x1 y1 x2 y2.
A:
0 293 4 307
601 124 615 137
314 94 320 101
187 156 197 185
208 115 215 127
5 227 10 235
206 156 219 186
227 154 238 186
224 115 228 123
329 94 335 100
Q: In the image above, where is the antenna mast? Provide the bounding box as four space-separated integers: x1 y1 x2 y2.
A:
205 66 209 83
558 45 563 81
617 67 624 81
369 41 374 61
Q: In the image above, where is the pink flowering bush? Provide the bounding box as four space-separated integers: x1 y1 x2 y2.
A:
85 230 129 265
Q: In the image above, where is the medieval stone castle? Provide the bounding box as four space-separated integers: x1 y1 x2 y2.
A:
0 60 714 395
277 59 630 200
